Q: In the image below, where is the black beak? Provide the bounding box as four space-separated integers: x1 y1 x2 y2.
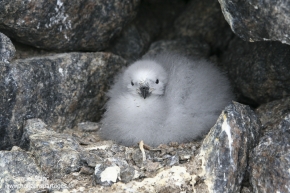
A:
140 86 150 99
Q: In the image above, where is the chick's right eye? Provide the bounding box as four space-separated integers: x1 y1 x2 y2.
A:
131 81 134 86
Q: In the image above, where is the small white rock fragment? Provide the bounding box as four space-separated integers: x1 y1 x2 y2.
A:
100 166 120 183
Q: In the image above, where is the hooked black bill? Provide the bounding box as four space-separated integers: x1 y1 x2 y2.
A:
140 86 150 99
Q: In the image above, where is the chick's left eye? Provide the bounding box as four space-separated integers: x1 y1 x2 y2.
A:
155 79 159 84
131 81 134 86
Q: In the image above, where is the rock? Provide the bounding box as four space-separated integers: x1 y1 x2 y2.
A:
223 37 290 105
194 102 261 192
21 119 83 179
77 122 100 132
111 166 192 192
144 38 210 59
249 114 290 193
0 32 15 63
0 147 47 193
106 1 160 62
0 52 126 150
0 0 140 51
255 96 290 132
219 0 290 45
19 118 55 150
173 0 234 52
1 119 202 192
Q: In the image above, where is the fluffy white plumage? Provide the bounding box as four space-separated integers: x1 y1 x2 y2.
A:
100 53 233 146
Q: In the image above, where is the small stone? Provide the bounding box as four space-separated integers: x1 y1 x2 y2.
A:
78 122 100 132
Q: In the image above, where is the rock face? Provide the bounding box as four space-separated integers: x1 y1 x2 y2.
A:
0 32 15 63
196 102 261 192
223 37 290 105
218 0 290 45
249 114 290 193
173 0 234 52
0 0 140 51
0 52 126 150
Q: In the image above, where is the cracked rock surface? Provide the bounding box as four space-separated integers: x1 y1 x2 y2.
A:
0 0 140 51
219 0 290 45
222 37 290 105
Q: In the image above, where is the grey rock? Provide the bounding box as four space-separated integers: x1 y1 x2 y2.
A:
241 187 252 193
164 154 179 166
80 152 103 168
255 96 290 132
0 32 15 63
219 0 290 45
21 119 83 179
106 1 160 62
120 166 136 184
0 0 140 51
0 52 126 150
0 147 47 193
223 37 290 105
173 0 234 52
131 149 145 167
249 114 290 193
144 38 210 59
78 122 100 132
197 102 261 193
20 118 55 150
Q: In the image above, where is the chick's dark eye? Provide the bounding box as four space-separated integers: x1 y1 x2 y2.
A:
131 81 134 86
155 79 159 84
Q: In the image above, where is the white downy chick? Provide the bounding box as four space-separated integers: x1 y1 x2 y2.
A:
100 52 233 146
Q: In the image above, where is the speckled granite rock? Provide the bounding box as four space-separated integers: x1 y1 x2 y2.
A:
255 96 290 132
173 0 234 52
20 119 83 179
219 0 290 45
223 37 290 105
195 102 261 192
0 0 140 51
0 146 47 193
0 32 15 63
106 1 160 62
0 52 126 150
249 114 290 193
144 38 210 59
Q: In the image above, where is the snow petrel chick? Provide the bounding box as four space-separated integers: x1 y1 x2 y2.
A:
100 52 233 146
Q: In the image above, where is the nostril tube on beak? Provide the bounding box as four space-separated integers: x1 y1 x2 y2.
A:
140 86 149 99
